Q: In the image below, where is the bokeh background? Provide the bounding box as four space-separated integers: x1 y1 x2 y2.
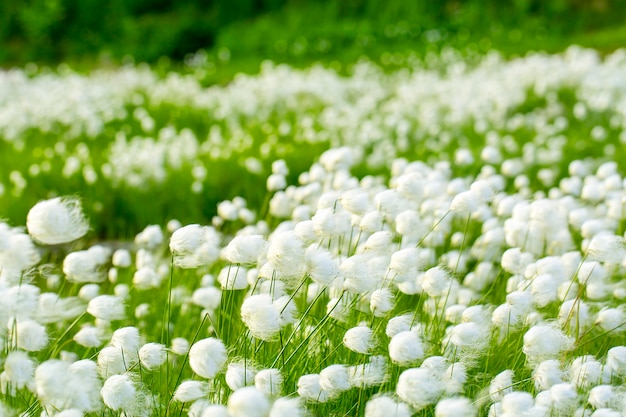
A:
2 0 626 72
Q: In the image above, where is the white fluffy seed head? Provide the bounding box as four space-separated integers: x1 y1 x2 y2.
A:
3 350 35 389
588 385 616 409
606 346 626 377
188 338 227 379
501 391 534 414
12 319 49 351
112 249 132 268
74 325 105 348
370 288 395 316
422 266 453 298
134 224 163 249
396 367 445 410
297 373 329 403
241 294 281 341
35 360 69 407
225 361 256 391
348 355 388 388
200 404 229 417
100 374 136 411
27 197 89 245
319 364 351 397
63 246 111 283
549 383 579 414
569 356 606 390
191 286 222 311
586 233 625 264
254 368 283 397
489 370 514 402
386 314 416 338
523 325 574 364
138 343 167 370
435 396 477 417
558 299 592 333
447 322 489 350
533 360 565 391
171 337 190 355
97 346 130 378
173 380 209 402
305 245 339 286
389 330 424 366
169 224 221 268
364 395 412 417
110 326 140 355
224 235 266 265
217 265 249 290
343 325 375 354
450 190 482 213
87 295 125 321
269 397 305 417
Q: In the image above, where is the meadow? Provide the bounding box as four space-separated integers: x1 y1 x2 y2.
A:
1 45 626 416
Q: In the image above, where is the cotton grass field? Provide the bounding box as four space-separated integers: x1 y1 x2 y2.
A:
2 45 626 416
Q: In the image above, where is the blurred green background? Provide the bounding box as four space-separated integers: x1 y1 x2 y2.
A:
2 0 626 72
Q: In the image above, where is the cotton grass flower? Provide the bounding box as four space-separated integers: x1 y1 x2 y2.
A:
269 397 305 417
389 330 424 366
500 391 534 416
435 397 477 417
134 224 163 249
396 367 445 410
87 295 125 321
223 234 266 265
10 319 49 351
97 346 131 377
588 385 618 409
139 342 167 370
489 370 514 402
240 294 281 341
297 374 329 403
217 265 249 290
27 197 89 244
0 223 41 283
364 395 411 417
422 266 454 298
606 346 626 378
549 383 579 415
533 360 565 390
225 361 256 390
191 286 222 310
169 224 221 268
74 325 105 348
586 233 625 263
227 387 271 417
343 325 376 354
255 368 283 397
346 355 387 388
101 374 138 412
568 355 608 389
188 337 227 379
523 324 574 364
370 288 395 316
132 266 163 290
319 364 351 398
173 380 209 402
112 249 132 268
63 245 111 283
1 350 34 393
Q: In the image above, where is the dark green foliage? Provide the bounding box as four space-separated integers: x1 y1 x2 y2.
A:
2 0 626 67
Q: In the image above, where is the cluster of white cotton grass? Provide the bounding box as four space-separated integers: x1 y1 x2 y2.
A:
4 46 626 415
2 141 626 416
5 46 626 204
